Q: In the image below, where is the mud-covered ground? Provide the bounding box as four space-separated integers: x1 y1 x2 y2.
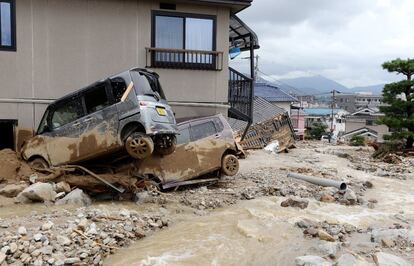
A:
0 142 414 265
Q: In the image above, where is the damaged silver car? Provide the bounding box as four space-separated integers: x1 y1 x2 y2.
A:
134 114 240 189
22 68 178 168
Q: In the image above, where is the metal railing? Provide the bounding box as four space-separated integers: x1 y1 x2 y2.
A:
228 67 253 122
146 47 223 71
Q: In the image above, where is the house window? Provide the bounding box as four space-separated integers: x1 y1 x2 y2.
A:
0 0 15 51
150 11 220 70
366 120 374 126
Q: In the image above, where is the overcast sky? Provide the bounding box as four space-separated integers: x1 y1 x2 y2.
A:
231 0 414 87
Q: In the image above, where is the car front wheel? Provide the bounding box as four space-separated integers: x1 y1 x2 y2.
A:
125 132 154 159
221 154 239 176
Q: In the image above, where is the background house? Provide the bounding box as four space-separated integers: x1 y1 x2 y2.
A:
304 108 348 138
290 109 306 140
0 0 258 150
336 93 383 113
344 107 389 142
254 81 298 113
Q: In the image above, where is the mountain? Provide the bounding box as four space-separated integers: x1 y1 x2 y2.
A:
279 75 348 95
349 84 384 95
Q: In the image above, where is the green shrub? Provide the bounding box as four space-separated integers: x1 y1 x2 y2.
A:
350 135 365 146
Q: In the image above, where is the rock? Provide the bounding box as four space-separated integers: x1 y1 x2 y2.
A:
0 246 9 254
0 183 28 197
119 209 130 218
371 229 408 243
55 181 71 193
55 192 66 200
20 253 31 264
57 235 71 246
281 197 309 209
318 230 335 242
318 242 340 257
0 252 6 264
363 181 374 188
17 226 27 236
373 252 410 266
29 174 38 184
41 221 54 231
383 154 402 164
295 255 332 266
343 189 357 205
77 218 89 231
304 228 319 237
16 182 56 203
86 223 98 235
336 253 369 266
135 191 152 204
33 233 43 242
9 242 17 254
55 188 91 206
296 219 318 229
64 257 81 265
93 254 101 265
381 238 396 248
320 194 335 203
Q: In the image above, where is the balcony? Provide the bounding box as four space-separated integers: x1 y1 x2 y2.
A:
146 47 223 71
228 67 253 122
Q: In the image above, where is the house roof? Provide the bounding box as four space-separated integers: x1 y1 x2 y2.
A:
290 109 307 116
228 96 286 131
189 0 252 13
349 107 381 116
229 14 259 51
303 108 344 116
254 82 298 103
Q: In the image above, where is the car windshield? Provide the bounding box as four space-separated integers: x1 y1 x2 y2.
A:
37 108 50 134
131 70 166 100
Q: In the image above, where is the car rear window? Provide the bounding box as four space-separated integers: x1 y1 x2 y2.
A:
191 121 217 140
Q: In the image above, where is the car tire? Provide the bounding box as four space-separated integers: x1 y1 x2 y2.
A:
125 132 154 160
29 157 49 169
156 135 177 156
221 154 239 176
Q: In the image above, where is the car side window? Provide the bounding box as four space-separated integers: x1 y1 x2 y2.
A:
191 121 217 141
84 83 110 114
51 99 83 129
213 118 224 132
177 127 190 144
110 77 127 102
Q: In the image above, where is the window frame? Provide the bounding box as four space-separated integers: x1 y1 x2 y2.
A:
49 96 85 130
0 0 16 51
189 120 218 141
81 81 112 115
151 10 217 53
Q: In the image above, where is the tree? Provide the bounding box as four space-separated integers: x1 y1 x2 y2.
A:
378 58 414 148
307 122 328 140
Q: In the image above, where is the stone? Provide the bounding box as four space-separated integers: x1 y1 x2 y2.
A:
55 192 66 200
55 181 71 193
0 246 9 254
20 253 31 264
381 238 396 248
296 219 318 229
77 218 89 231
33 233 43 242
320 194 335 203
57 235 71 246
0 252 5 264
64 257 81 265
41 221 54 231
17 226 27 236
363 181 374 188
295 255 332 266
119 209 130 218
304 228 319 237
336 253 360 266
318 242 340 257
135 191 152 204
373 252 411 266
0 183 28 197
16 182 56 203
93 254 101 265
371 228 408 243
281 197 309 209
55 188 91 206
318 230 335 242
9 242 17 254
343 189 357 205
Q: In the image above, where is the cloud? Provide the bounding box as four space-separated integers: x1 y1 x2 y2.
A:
231 0 414 87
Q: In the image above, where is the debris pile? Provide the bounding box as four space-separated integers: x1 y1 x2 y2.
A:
0 207 169 265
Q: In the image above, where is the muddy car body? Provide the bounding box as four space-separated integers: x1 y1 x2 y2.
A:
135 114 240 186
22 68 178 167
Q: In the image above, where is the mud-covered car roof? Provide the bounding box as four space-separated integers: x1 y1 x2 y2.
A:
49 68 157 107
176 114 225 126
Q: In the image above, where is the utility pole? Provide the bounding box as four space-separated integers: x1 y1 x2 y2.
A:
254 55 259 82
329 90 337 143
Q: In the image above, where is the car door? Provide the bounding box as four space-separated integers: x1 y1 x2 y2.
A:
75 81 120 161
190 119 225 175
46 96 85 165
136 123 199 183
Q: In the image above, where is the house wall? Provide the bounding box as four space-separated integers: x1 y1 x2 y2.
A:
345 119 389 142
0 0 230 130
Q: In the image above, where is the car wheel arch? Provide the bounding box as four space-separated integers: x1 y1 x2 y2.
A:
120 122 146 141
27 155 50 169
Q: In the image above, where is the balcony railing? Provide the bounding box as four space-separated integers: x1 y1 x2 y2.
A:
228 67 253 122
146 47 223 71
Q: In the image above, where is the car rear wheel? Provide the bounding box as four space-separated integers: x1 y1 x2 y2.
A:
155 135 177 156
221 154 239 176
29 157 49 170
125 132 154 160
